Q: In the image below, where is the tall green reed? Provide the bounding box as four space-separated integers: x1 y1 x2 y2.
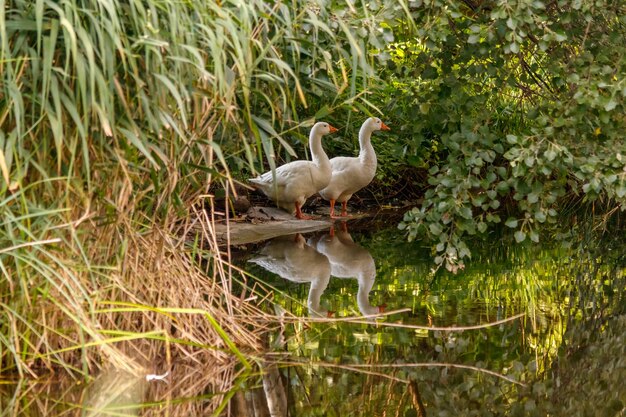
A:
0 0 405 377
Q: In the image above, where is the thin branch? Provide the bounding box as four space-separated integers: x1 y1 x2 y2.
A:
345 362 526 386
278 360 409 383
276 359 525 386
276 312 526 332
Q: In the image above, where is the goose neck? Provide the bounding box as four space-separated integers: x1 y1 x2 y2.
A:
310 129 330 168
358 125 376 164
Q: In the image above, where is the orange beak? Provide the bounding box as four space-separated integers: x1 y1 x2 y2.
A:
328 125 339 133
381 122 391 131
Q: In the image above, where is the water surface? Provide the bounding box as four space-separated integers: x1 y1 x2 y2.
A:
236 216 625 417
2 216 624 416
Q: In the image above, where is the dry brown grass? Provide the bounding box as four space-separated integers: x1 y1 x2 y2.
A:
1 203 277 416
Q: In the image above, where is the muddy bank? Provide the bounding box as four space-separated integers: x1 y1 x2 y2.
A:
212 205 409 246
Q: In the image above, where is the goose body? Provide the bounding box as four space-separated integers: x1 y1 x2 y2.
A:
249 122 338 219
319 117 390 218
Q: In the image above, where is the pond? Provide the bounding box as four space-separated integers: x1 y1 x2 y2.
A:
232 214 626 417
2 214 624 416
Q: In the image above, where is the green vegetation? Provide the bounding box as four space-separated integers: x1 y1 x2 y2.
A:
1 0 391 380
393 1 626 271
0 0 414 388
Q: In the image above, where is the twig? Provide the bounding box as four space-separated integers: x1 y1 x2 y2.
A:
276 312 526 332
279 360 409 383
346 362 526 386
276 359 525 386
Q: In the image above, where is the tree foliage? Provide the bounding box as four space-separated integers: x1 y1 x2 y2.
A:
391 0 626 271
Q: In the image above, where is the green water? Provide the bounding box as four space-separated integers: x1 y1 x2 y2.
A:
236 217 626 417
2 217 624 416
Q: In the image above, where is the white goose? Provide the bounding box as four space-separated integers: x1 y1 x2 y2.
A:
319 117 390 218
249 122 338 219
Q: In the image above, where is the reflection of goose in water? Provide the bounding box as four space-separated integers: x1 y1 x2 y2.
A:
308 223 384 317
249 234 332 317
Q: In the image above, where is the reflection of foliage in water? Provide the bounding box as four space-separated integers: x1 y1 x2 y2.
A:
245 219 625 416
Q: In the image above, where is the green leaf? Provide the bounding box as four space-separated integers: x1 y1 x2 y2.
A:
529 231 540 242
506 18 517 30
458 206 473 219
535 211 546 223
429 223 443 236
604 99 617 111
505 218 518 228
153 74 188 129
487 214 501 223
514 230 526 243
314 105 331 119
118 127 159 169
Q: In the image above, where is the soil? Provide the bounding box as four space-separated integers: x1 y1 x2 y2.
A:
212 204 411 248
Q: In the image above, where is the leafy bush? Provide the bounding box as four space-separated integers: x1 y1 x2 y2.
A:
392 0 626 271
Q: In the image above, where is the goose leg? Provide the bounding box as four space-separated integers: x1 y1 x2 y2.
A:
329 199 340 219
340 201 348 217
295 202 312 220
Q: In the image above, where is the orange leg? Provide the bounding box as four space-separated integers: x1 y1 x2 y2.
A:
330 199 343 219
295 202 312 220
340 201 348 217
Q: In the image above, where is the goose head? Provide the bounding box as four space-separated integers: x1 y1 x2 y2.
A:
363 117 390 133
311 121 339 136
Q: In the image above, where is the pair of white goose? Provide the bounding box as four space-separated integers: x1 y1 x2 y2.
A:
249 117 390 219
